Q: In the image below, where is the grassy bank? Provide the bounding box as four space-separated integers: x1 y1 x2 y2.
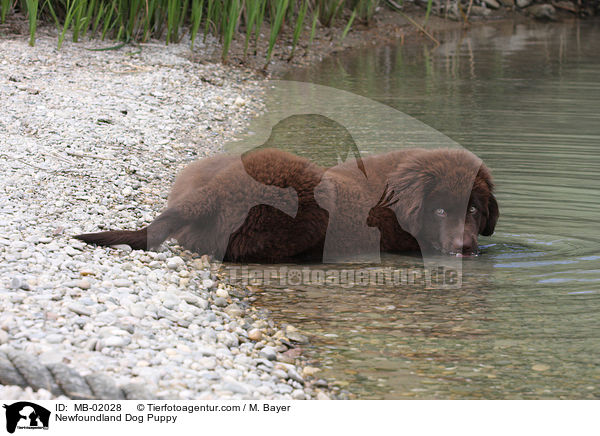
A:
0 0 382 63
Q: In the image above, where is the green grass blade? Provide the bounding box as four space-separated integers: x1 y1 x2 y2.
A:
264 0 289 67
305 9 318 54
288 0 308 61
222 0 241 62
355 0 378 23
190 0 204 48
423 0 433 25
340 7 356 41
80 0 97 38
58 0 80 48
126 0 142 41
101 0 117 40
42 0 60 29
1 0 11 23
71 0 88 42
91 1 106 36
242 0 260 57
253 0 267 55
25 0 38 46
319 0 344 27
142 0 155 41
203 0 215 42
166 0 178 44
177 0 189 37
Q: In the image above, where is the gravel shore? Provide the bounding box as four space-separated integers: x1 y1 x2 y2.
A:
0 33 329 400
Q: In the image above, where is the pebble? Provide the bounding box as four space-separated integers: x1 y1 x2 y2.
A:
113 279 133 288
46 334 64 344
248 329 263 341
483 0 500 7
224 303 243 317
163 296 180 310
528 3 557 20
222 380 250 395
256 385 273 396
96 312 118 325
167 256 185 270
0 33 325 401
532 364 551 372
317 392 331 400
302 366 321 377
39 351 64 365
102 336 131 348
260 346 278 361
286 368 304 384
129 303 146 318
10 277 29 290
216 288 229 299
67 303 92 317
291 389 306 400
11 241 28 250
213 297 228 307
77 279 91 290
272 369 287 379
217 332 239 348
276 383 293 394
112 244 132 253
286 331 309 344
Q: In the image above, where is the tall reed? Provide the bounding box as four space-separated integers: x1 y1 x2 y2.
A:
264 0 288 67
318 0 344 27
8 0 380 64
1 0 12 23
340 6 356 41
222 0 241 61
189 0 204 47
288 0 307 61
353 0 377 23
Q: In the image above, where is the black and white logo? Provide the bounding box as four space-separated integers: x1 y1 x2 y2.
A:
2 402 50 434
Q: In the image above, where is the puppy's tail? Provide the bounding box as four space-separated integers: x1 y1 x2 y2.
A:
74 208 182 251
74 228 149 250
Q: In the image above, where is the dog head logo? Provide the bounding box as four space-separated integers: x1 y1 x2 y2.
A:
2 402 50 433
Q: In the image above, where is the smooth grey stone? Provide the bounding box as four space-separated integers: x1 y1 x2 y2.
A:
222 381 249 395
260 346 277 361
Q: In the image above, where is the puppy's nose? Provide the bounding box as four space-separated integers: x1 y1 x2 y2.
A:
452 235 474 254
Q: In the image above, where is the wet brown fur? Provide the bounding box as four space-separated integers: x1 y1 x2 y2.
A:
75 148 498 262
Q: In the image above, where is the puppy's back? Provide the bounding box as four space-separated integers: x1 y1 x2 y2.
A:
168 154 239 206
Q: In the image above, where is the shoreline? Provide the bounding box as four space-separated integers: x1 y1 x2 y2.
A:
0 32 331 400
197 5 589 75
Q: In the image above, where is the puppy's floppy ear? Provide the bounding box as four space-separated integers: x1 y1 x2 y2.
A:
482 193 499 236
474 163 499 236
388 157 430 237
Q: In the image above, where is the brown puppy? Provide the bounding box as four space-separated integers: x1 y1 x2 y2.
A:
75 148 498 262
363 148 499 256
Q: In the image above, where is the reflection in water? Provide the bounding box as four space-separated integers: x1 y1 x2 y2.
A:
231 21 600 398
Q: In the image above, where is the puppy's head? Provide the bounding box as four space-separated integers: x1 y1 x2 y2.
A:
388 149 499 256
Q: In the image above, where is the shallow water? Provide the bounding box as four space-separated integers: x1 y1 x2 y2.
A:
238 20 600 398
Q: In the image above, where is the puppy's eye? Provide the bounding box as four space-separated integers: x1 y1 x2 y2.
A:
434 208 446 217
468 205 477 214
